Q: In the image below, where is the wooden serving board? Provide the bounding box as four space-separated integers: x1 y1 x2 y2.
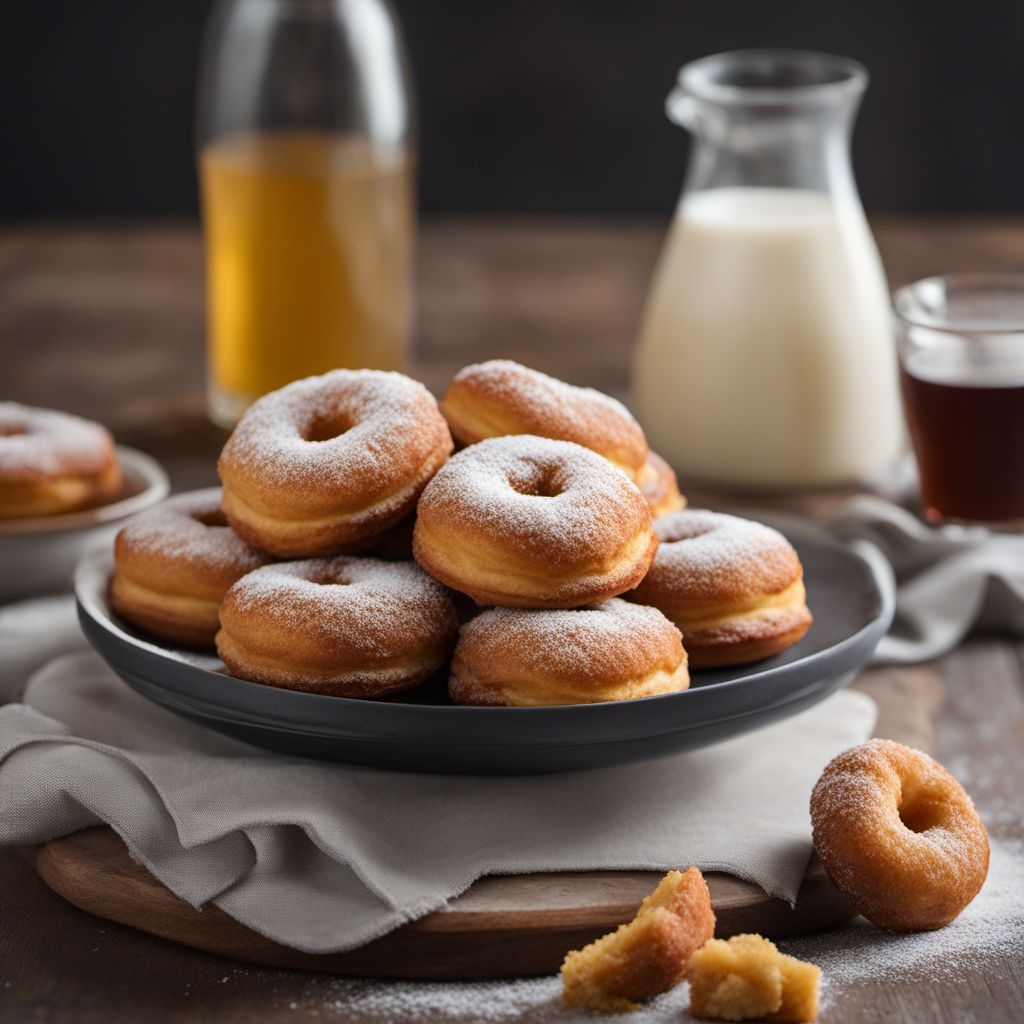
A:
34 668 943 979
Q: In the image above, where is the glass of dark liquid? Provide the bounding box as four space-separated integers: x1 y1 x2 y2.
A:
896 274 1024 527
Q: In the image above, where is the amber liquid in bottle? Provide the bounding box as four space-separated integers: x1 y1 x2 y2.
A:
900 365 1024 524
201 132 415 426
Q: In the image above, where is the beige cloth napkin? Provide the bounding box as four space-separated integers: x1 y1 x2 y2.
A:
0 610 875 953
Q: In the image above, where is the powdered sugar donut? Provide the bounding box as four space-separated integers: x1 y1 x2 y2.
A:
216 556 459 697
112 489 273 647
450 599 688 706
0 402 123 518
628 510 811 667
413 435 658 608
811 739 989 931
441 360 649 481
218 370 453 557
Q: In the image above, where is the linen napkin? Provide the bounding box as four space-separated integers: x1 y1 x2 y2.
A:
0 609 875 953
829 495 1024 663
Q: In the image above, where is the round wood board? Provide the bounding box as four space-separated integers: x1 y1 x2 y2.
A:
34 668 943 979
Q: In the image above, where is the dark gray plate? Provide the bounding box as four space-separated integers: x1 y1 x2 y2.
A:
74 524 892 775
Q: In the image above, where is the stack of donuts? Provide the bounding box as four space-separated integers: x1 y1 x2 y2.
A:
111 361 812 705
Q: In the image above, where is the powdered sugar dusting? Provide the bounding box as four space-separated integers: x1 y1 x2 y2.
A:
459 599 681 679
116 488 271 573
446 360 647 469
646 509 800 599
218 369 450 492
418 435 649 561
0 401 115 479
223 556 455 657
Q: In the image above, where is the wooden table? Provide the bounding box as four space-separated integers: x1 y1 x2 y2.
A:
2 219 1023 1022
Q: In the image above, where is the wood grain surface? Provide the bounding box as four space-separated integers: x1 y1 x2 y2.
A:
2 219 1023 1022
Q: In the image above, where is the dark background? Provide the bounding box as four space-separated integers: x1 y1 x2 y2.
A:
2 0 1022 219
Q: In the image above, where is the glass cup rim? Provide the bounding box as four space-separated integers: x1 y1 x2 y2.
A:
894 272 1024 336
678 49 868 107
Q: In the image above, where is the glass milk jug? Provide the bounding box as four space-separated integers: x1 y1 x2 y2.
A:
197 0 415 427
633 50 901 490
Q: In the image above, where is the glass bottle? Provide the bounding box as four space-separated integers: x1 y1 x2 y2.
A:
633 50 901 490
197 0 415 428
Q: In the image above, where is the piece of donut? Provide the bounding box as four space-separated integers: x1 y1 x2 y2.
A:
413 435 658 608
687 933 821 1023
811 739 990 932
0 402 123 519
638 451 686 516
218 370 453 558
627 510 811 667
441 360 649 481
216 556 458 697
562 868 715 1012
450 599 688 706
111 489 273 648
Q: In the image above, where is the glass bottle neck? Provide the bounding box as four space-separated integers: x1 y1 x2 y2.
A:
668 50 867 205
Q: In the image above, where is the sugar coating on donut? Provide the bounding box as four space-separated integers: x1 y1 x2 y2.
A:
219 369 450 492
116 489 269 575
443 360 648 474
418 434 650 564
0 402 116 479
458 600 681 681
222 557 455 663
810 739 990 932
647 510 801 601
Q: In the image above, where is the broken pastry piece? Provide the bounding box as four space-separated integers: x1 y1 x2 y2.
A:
688 933 821 1023
561 867 715 1012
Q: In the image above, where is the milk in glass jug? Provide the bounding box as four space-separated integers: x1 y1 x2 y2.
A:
633 50 900 490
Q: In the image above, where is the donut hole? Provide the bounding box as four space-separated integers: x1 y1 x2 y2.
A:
303 411 354 444
898 797 940 834
0 423 28 437
191 508 229 529
510 466 566 499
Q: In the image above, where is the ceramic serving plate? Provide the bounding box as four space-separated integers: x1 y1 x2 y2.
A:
75 522 893 775
0 447 169 602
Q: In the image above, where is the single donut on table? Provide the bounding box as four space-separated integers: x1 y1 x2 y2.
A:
0 402 123 519
218 370 453 558
638 451 686 517
413 435 658 609
112 489 273 648
627 509 811 667
216 556 459 697
441 360 649 481
449 599 688 706
811 739 989 932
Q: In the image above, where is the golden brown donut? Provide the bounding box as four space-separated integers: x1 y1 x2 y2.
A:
441 360 649 480
216 556 458 697
413 435 658 608
218 370 453 557
811 739 990 932
0 402 122 519
449 599 688 706
628 510 811 667
638 451 686 516
111 489 273 648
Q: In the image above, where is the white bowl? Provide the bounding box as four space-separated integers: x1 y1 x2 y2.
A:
0 447 169 603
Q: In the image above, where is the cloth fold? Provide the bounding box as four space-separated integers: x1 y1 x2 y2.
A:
829 495 1024 663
